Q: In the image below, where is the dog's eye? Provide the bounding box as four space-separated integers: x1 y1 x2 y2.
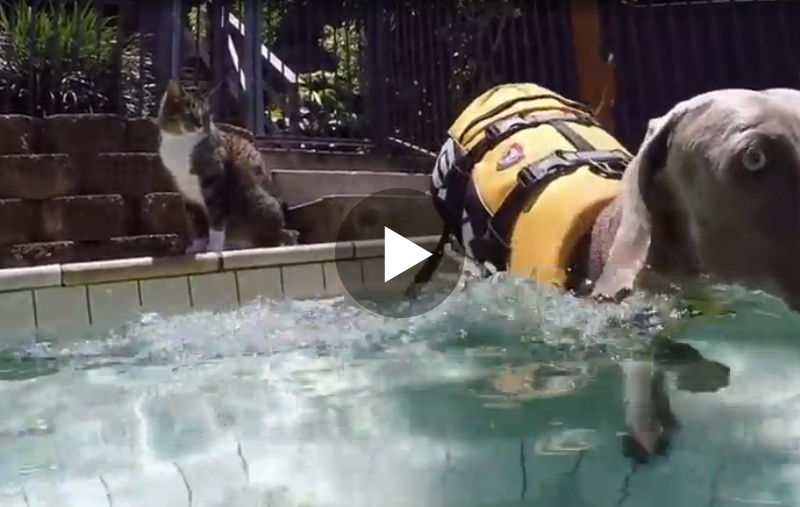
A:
742 146 767 172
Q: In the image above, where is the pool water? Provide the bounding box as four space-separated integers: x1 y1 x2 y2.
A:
1 274 800 506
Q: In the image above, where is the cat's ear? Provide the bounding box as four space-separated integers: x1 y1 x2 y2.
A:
165 79 182 99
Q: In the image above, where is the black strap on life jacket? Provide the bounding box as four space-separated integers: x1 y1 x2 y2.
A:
469 112 632 265
451 110 599 179
458 93 594 147
406 220 452 298
477 149 632 256
550 120 596 152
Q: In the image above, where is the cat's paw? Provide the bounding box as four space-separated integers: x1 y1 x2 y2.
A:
280 229 300 245
185 238 209 255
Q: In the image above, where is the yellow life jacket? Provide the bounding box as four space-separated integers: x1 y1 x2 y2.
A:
445 83 632 289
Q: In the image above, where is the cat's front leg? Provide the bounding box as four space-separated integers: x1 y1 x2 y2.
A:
205 195 228 253
205 199 227 253
207 227 226 252
195 157 229 253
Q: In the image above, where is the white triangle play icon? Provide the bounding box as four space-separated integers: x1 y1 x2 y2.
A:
384 227 433 283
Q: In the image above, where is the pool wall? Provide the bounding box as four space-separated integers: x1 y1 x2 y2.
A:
0 236 439 339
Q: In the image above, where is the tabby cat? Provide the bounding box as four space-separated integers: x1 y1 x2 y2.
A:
156 80 299 254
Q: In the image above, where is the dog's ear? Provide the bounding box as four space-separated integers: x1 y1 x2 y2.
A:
591 105 691 301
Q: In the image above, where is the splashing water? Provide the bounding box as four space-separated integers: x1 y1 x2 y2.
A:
1 274 800 506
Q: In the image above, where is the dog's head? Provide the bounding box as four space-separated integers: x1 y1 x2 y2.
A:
593 89 800 309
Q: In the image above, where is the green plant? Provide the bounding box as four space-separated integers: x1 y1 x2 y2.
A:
0 0 156 116
270 19 365 138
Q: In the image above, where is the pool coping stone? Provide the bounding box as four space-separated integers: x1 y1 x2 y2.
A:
0 235 441 293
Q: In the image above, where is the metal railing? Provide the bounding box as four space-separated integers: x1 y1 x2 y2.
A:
2 0 800 155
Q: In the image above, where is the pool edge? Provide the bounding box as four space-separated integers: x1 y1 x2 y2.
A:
0 236 440 338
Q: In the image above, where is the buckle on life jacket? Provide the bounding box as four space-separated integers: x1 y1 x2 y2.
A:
517 149 630 188
485 111 597 144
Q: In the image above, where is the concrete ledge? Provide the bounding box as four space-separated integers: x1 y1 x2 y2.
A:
354 235 439 259
0 235 441 291
354 238 384 258
0 235 442 339
0 264 61 292
61 253 221 286
221 241 350 270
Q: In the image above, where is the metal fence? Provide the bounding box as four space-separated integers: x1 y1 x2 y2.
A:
2 0 800 154
601 0 800 149
377 0 579 154
0 0 375 146
382 0 800 152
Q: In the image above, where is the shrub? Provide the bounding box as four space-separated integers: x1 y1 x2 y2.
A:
0 0 156 116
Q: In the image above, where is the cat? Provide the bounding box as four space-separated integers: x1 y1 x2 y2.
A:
156 80 299 254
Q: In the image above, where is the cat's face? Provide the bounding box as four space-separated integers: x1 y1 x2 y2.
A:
157 80 210 135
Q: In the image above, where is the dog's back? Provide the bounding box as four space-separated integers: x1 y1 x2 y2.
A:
427 82 631 290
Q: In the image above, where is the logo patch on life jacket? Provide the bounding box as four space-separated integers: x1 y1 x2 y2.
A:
496 142 524 171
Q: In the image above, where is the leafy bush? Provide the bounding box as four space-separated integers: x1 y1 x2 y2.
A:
0 0 156 116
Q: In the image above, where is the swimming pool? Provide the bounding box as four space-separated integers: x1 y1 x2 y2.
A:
0 269 798 506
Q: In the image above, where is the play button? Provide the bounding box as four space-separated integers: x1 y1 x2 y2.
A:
333 188 465 319
383 227 432 282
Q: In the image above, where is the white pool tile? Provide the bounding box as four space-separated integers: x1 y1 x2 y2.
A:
102 461 191 507
323 260 362 296
189 272 239 311
87 281 141 331
0 291 35 337
282 263 325 299
236 267 283 303
172 449 249 506
139 276 192 316
361 258 384 288
33 286 90 338
23 477 110 507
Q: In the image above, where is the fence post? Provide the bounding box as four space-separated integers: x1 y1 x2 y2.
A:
242 0 265 135
365 0 390 148
208 0 229 121
568 0 616 133
146 0 184 94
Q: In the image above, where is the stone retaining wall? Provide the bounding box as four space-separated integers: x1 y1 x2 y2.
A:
0 114 255 269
